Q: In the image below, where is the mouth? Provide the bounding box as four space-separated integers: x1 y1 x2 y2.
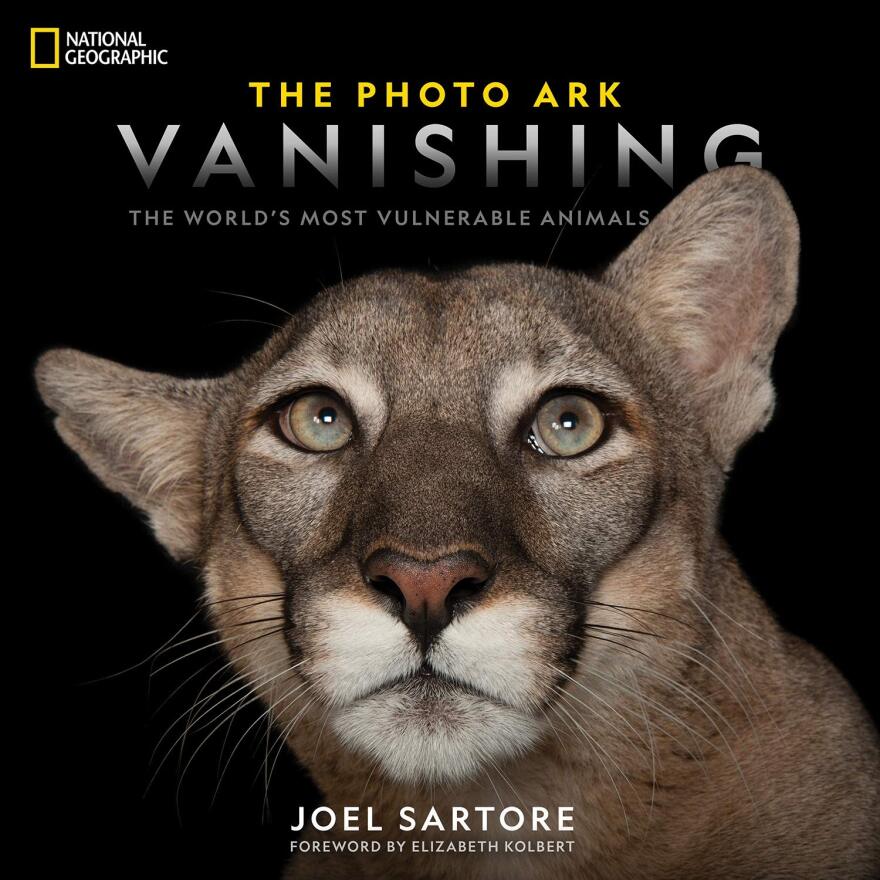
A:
358 662 508 708
329 659 544 786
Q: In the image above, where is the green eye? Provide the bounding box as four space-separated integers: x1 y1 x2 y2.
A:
279 392 353 452
528 393 605 457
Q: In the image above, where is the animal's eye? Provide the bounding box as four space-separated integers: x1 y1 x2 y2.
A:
527 393 605 457
278 392 353 452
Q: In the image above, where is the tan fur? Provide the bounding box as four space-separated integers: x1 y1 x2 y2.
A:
35 167 880 879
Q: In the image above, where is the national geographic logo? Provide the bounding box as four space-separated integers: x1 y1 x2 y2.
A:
30 28 59 68
29 28 169 68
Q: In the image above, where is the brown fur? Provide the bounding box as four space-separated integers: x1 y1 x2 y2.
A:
35 167 880 879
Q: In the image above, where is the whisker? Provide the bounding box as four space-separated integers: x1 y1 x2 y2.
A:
359 756 383 803
200 593 285 609
150 621 285 677
632 663 755 808
581 597 697 631
652 639 763 741
311 703 334 763
685 587 768 643
481 765 507 809
548 664 651 752
629 671 657 829
148 658 303 785
223 615 287 630
332 237 346 291
545 168 600 267
570 630 654 660
211 318 282 331
585 622 664 639
538 705 569 756
176 676 309 821
150 652 227 719
549 700 632 835
151 662 265 767
262 692 320 816
208 288 293 317
482 753 528 811
685 592 780 737
76 608 203 685
575 663 717 760
213 680 314 803
153 660 306 810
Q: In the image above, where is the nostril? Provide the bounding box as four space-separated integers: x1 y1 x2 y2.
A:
446 575 488 607
366 574 405 607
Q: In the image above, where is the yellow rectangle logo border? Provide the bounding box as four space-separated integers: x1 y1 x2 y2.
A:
30 28 60 68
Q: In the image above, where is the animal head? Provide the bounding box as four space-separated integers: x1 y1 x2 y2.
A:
35 166 798 788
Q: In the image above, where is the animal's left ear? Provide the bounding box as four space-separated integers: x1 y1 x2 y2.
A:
35 348 225 561
603 165 799 469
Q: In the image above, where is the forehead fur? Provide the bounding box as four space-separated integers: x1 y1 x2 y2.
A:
236 263 678 412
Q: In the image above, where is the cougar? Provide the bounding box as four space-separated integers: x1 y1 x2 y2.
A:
36 167 879 879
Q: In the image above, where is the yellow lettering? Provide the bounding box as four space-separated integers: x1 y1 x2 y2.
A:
533 82 560 108
248 81 270 108
569 82 588 108
280 81 303 108
600 82 621 108
453 81 475 107
420 82 445 107
483 82 508 108
315 82 332 108
386 82 409 107
358 82 376 107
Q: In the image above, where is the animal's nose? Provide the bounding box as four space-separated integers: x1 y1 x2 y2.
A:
362 549 493 649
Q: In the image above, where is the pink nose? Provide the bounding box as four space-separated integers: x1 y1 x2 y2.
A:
362 549 493 648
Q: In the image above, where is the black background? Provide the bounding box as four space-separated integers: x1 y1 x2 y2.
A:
9 19 873 880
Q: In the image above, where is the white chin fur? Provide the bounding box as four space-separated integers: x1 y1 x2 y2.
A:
330 680 543 786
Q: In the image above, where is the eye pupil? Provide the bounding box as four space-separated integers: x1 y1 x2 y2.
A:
316 406 337 425
557 412 578 431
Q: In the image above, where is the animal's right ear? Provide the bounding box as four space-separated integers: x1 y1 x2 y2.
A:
35 348 225 561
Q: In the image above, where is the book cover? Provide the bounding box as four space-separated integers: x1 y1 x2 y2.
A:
12 19 878 879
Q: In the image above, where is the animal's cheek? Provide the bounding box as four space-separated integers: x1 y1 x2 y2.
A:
201 538 295 685
298 593 421 707
514 455 658 580
234 449 351 563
